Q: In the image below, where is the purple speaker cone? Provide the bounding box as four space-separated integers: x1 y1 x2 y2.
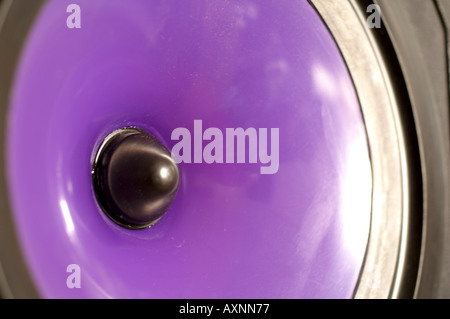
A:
7 0 372 298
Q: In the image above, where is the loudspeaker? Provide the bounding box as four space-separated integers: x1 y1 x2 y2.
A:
0 0 449 299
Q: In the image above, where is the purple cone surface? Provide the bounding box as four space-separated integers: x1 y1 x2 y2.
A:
7 0 372 298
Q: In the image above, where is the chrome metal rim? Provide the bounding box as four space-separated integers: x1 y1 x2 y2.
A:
310 0 421 298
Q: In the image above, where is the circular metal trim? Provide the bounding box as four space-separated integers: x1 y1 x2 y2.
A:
375 0 450 298
310 0 415 298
